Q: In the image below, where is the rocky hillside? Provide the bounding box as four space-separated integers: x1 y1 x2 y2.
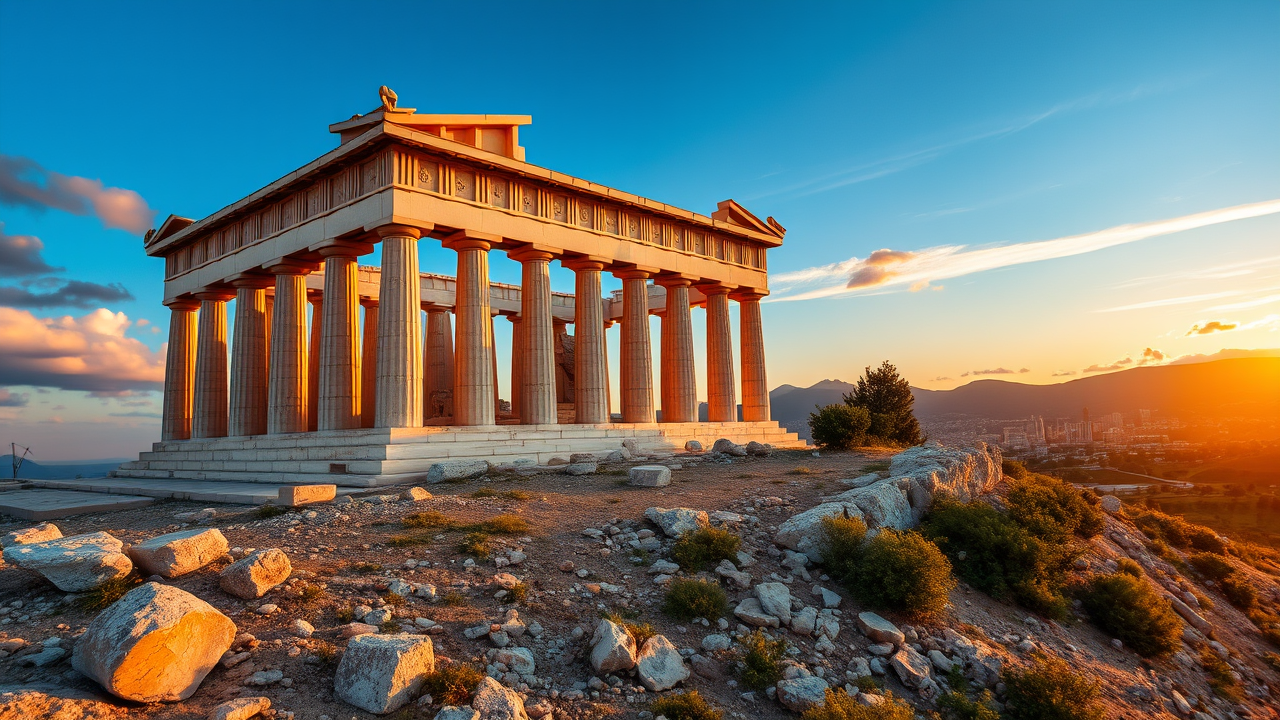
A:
0 441 1276 720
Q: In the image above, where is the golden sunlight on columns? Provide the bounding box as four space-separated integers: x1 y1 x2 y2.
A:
375 226 424 428
161 300 199 441
490 314 501 418
446 234 495 426
306 292 323 432
603 320 614 418
511 247 558 425
228 278 271 436
192 291 232 438
424 307 454 420
318 248 366 430
507 314 523 419
268 267 311 434
737 292 770 422
359 299 378 428
616 269 655 423
703 284 736 422
658 277 697 423
567 260 608 424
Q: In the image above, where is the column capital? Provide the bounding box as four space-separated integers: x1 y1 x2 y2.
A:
421 302 450 313
164 298 200 311
442 229 499 252
507 245 558 264
229 274 275 290
193 289 235 302
696 282 735 296
375 223 425 240
655 273 697 289
264 258 319 275
505 313 522 324
561 255 608 272
731 289 768 302
315 239 376 258
612 267 654 281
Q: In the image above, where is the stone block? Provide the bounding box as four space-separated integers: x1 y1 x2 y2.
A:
628 466 671 487
1 522 62 547
2 531 132 592
128 528 229 578
219 548 292 599
426 460 489 483
334 634 435 714
277 484 336 506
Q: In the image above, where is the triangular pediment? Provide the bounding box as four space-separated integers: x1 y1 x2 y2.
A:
712 199 784 238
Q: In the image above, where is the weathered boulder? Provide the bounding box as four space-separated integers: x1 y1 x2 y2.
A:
1100 495 1122 514
733 597 780 628
635 635 689 691
645 507 709 537
208 696 271 720
426 460 489 484
472 676 528 720
776 676 828 712
702 634 732 652
928 650 953 673
437 707 481 720
889 443 1000 512
1168 595 1209 634
889 646 932 689
494 647 535 675
334 634 435 715
715 559 752 589
856 612 904 646
755 583 793 625
401 487 433 501
745 441 771 457
2 531 132 592
684 440 703 452
564 462 597 476
589 619 637 673
72 582 236 702
791 606 818 636
711 438 747 456
840 473 882 488
827 481 914 530
629 466 671 487
774 502 865 561
1 522 62 548
128 528 228 578
219 548 291 599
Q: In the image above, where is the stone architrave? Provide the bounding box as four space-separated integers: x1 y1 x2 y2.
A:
161 301 199 441
192 292 232 438
375 225 425 428
616 269 654 423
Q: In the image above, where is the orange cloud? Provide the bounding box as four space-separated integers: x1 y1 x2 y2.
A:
1185 320 1238 336
0 155 155 235
0 307 164 393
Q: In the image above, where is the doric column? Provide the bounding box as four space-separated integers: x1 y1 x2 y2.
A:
306 292 323 431
616 269 655 423
161 300 199 441
553 318 570 404
737 292 770 422
658 277 697 423
229 277 272 436
359 299 378 428
192 291 232 438
506 315 523 419
490 313 501 417
268 265 311 434
375 225 424 428
703 285 736 422
603 320 614 419
318 247 366 430
446 234 495 426
566 259 608 424
424 307 454 419
510 247 558 425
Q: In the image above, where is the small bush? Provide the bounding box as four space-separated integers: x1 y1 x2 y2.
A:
1006 474 1103 541
480 514 530 535
422 662 485 705
379 619 400 633
1002 459 1029 480
255 504 289 519
938 689 1000 720
313 640 339 667
441 590 469 607
672 528 742 570
735 630 787 691
1133 509 1226 554
458 532 491 558
819 514 868 586
808 404 871 450
650 691 722 720
471 488 499 498
1262 651 1280 672
383 591 405 606
387 532 433 547
1079 573 1182 657
336 607 355 623
1190 552 1235 582
1002 653 1104 720
788 466 816 475
403 511 456 529
1200 648 1243 701
502 490 532 501
1115 558 1143 577
662 579 727 620
855 529 955 619
351 562 383 574
801 689 915 720
510 582 529 604
1186 525 1227 555
1219 574 1257 609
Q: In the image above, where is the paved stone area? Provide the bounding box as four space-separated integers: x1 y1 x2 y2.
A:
24 477 361 506
0 489 154 520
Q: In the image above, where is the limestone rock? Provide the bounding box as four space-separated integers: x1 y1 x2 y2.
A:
472 676 529 720
334 634 435 715
427 460 488 484
0 686 120 720
711 438 747 456
774 502 865 562
72 582 236 702
745 441 771 457
494 647 535 675
128 528 228 578
840 474 882 489
733 597 780 628
715 559 752 589
856 612 904 646
277 484 335 506
564 462 597 476
776 676 828 712
684 440 703 452
401 487 433 501
635 635 689 691
889 646 932 689
702 634 732 652
1168 595 1209 634
2 531 132 592
589 619 637 673
1 522 62 548
1100 495 1122 514
644 507 709 537
629 466 672 487
791 606 818 636
889 443 1000 520
219 548 292 599
928 649 953 673
437 707 481 720
754 582 793 625
208 696 271 720
827 481 914 530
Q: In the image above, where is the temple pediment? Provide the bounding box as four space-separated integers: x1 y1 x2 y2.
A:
330 108 531 160
712 199 785 239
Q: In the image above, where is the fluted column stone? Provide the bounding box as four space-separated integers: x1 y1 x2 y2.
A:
704 285 736 423
192 292 232 438
658 278 697 423
359 299 378 428
617 270 655 423
424 307 454 419
229 278 271 436
448 236 495 426
507 315 523 419
268 266 310 434
490 314 501 417
738 292 770 422
567 260 608 424
511 247 558 425
161 301 199 441
318 250 363 430
375 226 424 428
306 293 322 431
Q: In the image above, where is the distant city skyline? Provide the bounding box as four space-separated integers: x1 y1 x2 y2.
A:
0 1 1277 458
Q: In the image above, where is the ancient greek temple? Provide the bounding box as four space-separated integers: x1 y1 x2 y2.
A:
117 89 802 486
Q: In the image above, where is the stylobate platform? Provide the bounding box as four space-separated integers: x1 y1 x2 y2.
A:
113 421 805 487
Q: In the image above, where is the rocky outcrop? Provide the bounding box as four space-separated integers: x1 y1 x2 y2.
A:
635 635 689 691
72 582 236 702
825 480 915 530
589 619 637 673
774 503 865 561
3 531 132 592
219 548 291 599
334 634 435 714
128 528 228 578
856 612 904 646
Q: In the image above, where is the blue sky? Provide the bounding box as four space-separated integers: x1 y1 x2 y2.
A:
1 1 1277 458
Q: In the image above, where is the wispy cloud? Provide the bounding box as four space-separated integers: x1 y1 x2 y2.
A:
959 367 1031 377
1081 347 1168 375
1099 290 1245 313
768 199 1280 303
1185 320 1237 336
1207 293 1280 312
1112 255 1280 289
0 155 155 235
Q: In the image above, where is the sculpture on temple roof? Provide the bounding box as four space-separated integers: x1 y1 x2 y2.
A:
379 85 398 112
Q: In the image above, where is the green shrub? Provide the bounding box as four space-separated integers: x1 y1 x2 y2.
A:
1079 573 1182 657
1201 648 1243 701
78 574 142 611
843 361 925 446
672 528 742 571
458 532 491 558
1219 574 1257 609
819 514 868 586
403 510 456 529
938 689 1000 720
480 514 530 535
854 529 954 619
422 662 485 705
1132 508 1226 554
1189 552 1235 582
801 689 915 720
808 404 871 450
662 579 728 620
1002 653 1104 720
1186 525 1227 554
735 630 788 691
1115 558 1143 577
603 612 657 646
922 498 1071 619
650 691 722 720
1002 459 1029 480
1006 474 1103 541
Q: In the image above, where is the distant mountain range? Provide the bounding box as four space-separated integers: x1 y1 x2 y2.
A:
771 357 1280 439
0 456 126 481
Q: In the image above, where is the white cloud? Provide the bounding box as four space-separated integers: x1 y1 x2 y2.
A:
0 155 155 235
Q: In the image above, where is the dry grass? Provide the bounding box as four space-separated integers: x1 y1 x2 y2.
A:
403 511 456 529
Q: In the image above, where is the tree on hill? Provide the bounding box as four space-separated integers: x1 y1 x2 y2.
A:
807 361 925 449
